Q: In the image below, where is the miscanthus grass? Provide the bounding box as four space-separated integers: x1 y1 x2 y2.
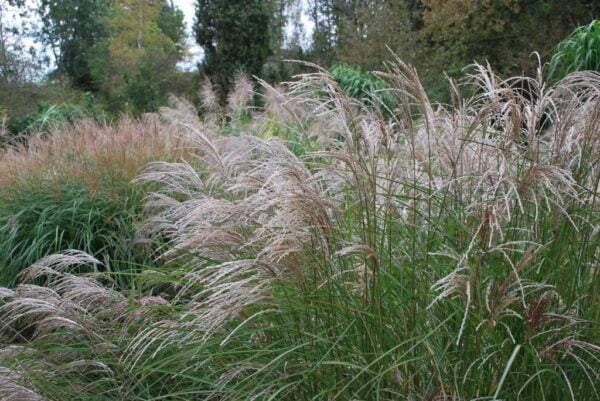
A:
1 59 599 400
0 116 184 286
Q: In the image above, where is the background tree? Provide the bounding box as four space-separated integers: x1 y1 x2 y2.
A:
419 0 600 91
264 0 293 81
37 0 110 91
334 1 415 70
4 0 599 121
0 0 27 87
195 0 272 102
305 0 598 101
0 0 50 120
262 0 312 82
90 0 186 114
307 0 338 66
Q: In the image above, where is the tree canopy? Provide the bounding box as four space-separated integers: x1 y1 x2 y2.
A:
90 0 186 113
2 0 599 120
195 0 272 102
38 0 110 90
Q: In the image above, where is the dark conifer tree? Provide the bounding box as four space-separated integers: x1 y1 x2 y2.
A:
195 0 272 102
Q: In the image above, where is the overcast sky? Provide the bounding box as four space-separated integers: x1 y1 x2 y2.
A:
172 0 203 69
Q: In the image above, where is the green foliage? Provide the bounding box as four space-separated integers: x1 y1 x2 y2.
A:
124 62 162 114
156 3 186 46
549 20 600 81
330 64 395 109
195 0 272 102
6 114 35 136
90 0 186 115
307 0 598 102
7 102 89 135
38 0 111 91
0 178 147 287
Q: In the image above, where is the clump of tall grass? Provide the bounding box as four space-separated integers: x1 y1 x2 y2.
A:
0 116 183 286
0 115 174 189
549 20 600 81
1 61 599 400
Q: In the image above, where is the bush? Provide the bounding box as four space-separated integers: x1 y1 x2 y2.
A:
7 102 90 137
125 62 163 115
330 63 395 110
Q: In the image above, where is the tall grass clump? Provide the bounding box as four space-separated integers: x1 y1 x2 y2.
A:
0 61 599 400
0 116 182 286
549 20 600 81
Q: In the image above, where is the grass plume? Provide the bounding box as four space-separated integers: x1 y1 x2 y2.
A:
0 58 599 400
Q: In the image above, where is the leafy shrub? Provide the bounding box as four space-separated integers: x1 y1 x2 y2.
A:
330 63 395 109
125 62 163 115
6 113 36 136
549 19 600 80
7 102 89 136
